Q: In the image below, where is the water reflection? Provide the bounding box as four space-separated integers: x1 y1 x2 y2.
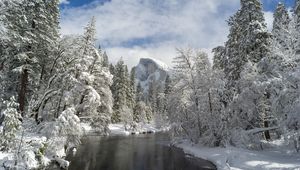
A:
51 133 216 170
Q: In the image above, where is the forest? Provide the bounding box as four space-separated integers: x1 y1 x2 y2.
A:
1 0 300 169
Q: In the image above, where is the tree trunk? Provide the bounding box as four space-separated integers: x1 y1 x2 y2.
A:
76 94 86 116
264 120 271 141
208 90 212 114
0 60 4 71
55 91 64 118
38 64 45 87
18 69 29 117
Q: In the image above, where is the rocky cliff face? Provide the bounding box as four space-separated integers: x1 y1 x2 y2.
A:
134 58 169 95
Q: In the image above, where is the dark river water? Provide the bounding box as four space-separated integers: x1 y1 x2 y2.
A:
49 133 216 170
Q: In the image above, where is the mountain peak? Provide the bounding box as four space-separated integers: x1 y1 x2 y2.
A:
135 57 169 95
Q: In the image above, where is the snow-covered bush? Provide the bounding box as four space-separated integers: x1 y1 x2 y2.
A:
42 108 82 155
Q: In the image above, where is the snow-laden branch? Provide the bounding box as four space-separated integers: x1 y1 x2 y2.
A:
245 126 279 135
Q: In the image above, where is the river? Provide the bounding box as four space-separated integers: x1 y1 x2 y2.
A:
49 133 216 170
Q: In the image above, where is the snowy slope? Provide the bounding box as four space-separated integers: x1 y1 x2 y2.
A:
134 58 169 94
177 141 300 170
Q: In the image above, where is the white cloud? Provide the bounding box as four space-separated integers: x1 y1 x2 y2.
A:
59 0 274 67
60 0 69 5
264 11 274 31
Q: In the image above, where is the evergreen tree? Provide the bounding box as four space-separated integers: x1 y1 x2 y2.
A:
111 59 129 122
1 0 60 116
162 74 172 120
148 81 157 113
224 0 268 82
272 3 291 53
222 0 271 108
293 0 300 55
124 66 133 108
102 51 109 67
212 46 226 70
136 82 143 102
109 63 115 75
0 97 22 151
2 0 37 116
164 74 172 97
133 101 148 123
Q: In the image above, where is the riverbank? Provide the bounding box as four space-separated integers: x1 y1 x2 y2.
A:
176 140 300 170
0 119 64 170
0 121 170 170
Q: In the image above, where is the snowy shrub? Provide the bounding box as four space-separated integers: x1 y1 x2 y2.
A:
42 107 82 155
55 108 83 148
229 129 264 150
90 115 110 135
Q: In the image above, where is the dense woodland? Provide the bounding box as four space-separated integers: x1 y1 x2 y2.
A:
1 0 300 168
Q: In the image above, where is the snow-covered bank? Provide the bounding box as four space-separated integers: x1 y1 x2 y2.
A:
108 123 170 136
0 132 51 170
177 141 300 170
0 118 78 170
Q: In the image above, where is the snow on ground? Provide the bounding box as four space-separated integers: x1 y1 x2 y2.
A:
0 119 68 170
108 123 170 136
80 122 93 133
177 140 300 170
109 124 131 135
0 152 12 170
0 132 50 170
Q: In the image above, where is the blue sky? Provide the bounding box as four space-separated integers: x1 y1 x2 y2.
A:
59 0 297 67
60 0 295 11
263 0 294 10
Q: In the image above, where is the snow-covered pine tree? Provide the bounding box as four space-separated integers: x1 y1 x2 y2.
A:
111 59 130 123
272 3 291 54
102 51 109 68
162 74 172 120
133 101 149 124
223 0 269 95
125 66 134 110
28 0 60 88
148 81 157 114
213 0 273 144
0 97 22 151
164 74 172 96
109 63 115 76
61 17 113 133
128 67 136 111
1 0 38 116
136 82 143 102
212 46 226 70
91 48 113 133
1 0 60 117
293 0 300 56
240 0 270 63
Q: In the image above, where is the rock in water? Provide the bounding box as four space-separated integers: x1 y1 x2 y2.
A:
54 155 70 169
